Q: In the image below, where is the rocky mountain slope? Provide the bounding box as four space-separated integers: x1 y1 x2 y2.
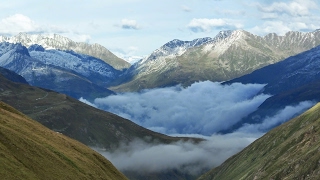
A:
198 102 320 180
0 33 130 70
0 42 117 100
0 101 127 180
113 29 320 92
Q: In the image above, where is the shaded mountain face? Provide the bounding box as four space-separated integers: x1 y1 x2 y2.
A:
0 101 127 180
0 66 28 84
0 32 130 70
112 30 320 92
227 44 320 95
0 71 192 150
222 45 320 132
0 42 117 100
198 103 320 180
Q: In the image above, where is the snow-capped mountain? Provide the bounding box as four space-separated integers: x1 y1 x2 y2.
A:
112 29 320 92
0 42 115 100
28 44 120 86
0 33 130 70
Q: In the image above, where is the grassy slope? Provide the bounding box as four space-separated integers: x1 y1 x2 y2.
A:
0 101 127 180
0 74 197 150
198 103 320 180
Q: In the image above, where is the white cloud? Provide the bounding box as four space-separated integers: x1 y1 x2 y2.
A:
187 18 243 32
79 97 97 108
257 0 318 17
0 14 92 43
94 132 259 175
93 81 270 135
0 14 43 35
82 80 317 177
251 0 320 35
237 101 316 133
120 19 140 30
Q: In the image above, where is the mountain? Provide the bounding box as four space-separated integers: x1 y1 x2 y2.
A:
0 65 28 84
197 103 320 180
226 44 320 95
0 32 131 70
112 29 320 92
222 45 320 132
0 67 195 149
0 42 117 100
0 67 201 179
0 101 127 180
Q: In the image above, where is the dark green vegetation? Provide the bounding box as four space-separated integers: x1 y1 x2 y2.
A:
198 103 320 180
0 101 128 180
112 30 320 92
0 69 197 150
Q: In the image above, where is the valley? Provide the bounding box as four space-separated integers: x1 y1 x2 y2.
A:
1 28 320 180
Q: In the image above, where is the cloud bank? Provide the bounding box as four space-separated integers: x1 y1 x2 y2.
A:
251 0 320 35
95 132 259 175
94 81 271 135
84 81 316 176
237 101 316 133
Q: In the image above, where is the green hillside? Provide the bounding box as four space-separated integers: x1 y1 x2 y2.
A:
0 101 127 180
198 103 320 180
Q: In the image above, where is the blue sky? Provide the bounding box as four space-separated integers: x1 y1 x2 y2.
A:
0 0 320 63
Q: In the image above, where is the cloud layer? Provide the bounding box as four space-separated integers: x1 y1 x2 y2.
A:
82 81 316 176
94 132 259 175
94 81 271 135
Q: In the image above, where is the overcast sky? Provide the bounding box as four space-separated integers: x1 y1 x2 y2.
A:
1 0 320 62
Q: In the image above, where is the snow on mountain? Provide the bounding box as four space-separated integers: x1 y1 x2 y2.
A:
112 29 320 92
0 42 116 99
28 45 118 80
0 33 131 70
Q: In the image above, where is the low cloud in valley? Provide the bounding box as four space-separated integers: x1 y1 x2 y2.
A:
93 81 270 135
81 81 316 176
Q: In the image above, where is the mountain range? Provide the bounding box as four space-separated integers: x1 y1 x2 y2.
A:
198 102 320 180
0 42 119 100
0 33 130 70
112 29 320 92
2 29 320 180
0 101 127 180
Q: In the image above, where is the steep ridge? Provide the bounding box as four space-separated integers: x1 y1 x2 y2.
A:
113 30 320 92
0 33 130 70
0 101 127 180
0 42 116 100
0 68 194 149
198 103 320 180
